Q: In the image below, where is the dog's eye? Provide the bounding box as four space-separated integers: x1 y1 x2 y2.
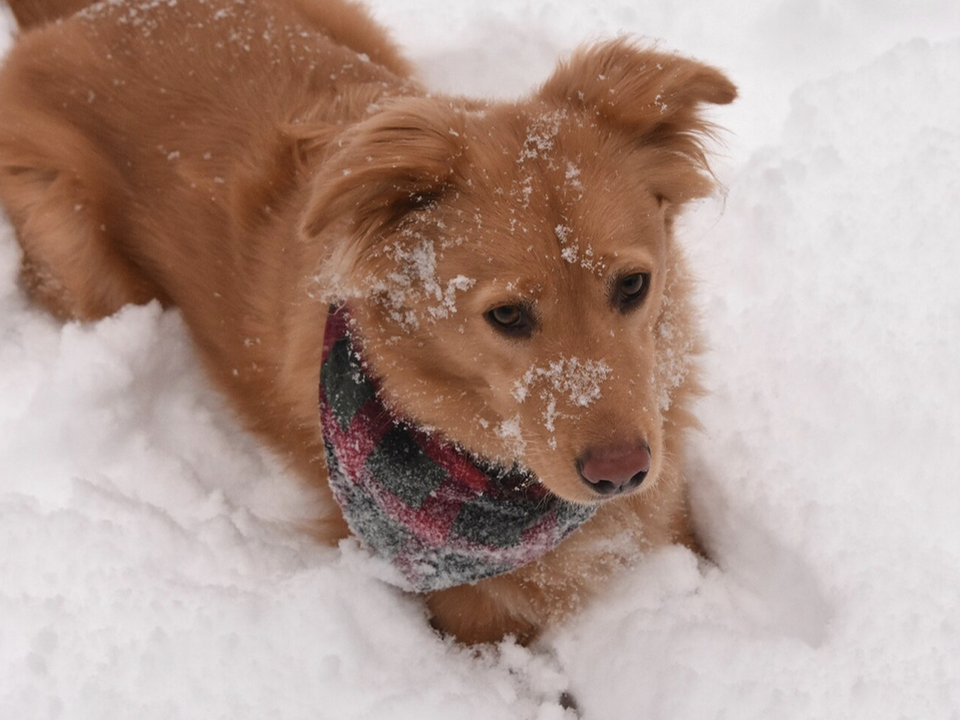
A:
616 272 650 311
485 304 534 338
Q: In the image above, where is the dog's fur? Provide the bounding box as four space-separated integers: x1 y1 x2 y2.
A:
0 0 735 643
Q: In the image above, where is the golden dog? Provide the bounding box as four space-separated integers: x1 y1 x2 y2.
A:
0 0 734 643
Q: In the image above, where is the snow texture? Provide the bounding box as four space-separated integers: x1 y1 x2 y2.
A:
2 1 960 718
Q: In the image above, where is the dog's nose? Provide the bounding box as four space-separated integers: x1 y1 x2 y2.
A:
577 443 651 496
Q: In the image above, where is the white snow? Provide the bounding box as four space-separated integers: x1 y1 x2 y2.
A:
512 357 613 409
2 1 960 718
370 236 476 327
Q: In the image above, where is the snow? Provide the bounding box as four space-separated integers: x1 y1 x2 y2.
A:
2 1 960 718
374 237 476 326
513 357 612 409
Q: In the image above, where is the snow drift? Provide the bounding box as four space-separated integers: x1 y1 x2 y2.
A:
1 1 958 718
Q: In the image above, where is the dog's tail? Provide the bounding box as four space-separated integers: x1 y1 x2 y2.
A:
4 0 96 30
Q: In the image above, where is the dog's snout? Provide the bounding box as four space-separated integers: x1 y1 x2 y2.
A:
577 443 651 496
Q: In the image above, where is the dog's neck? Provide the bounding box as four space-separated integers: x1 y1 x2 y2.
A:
317 303 597 592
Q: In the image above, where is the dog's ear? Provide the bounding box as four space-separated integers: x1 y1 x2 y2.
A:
299 98 466 250
539 39 736 203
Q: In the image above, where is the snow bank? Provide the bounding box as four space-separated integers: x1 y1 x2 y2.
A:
554 36 960 718
2 2 959 719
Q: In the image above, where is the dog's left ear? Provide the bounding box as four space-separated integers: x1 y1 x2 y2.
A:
299 98 466 255
539 39 737 203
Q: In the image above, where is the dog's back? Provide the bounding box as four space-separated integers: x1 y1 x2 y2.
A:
5 0 89 29
0 0 417 490
4 0 411 74
0 0 412 318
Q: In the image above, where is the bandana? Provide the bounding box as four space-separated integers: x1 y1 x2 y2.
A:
318 304 598 592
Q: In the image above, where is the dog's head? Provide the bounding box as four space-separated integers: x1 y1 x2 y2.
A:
302 41 735 504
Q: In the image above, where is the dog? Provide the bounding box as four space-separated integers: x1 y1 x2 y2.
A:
0 0 735 643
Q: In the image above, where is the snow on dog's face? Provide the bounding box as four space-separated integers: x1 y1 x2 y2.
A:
302 41 735 504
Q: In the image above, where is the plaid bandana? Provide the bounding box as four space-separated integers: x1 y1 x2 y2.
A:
318 304 598 592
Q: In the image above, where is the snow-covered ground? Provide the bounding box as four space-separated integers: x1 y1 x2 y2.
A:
2 0 959 718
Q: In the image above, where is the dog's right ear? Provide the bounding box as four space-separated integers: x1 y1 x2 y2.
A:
299 98 467 257
539 39 736 204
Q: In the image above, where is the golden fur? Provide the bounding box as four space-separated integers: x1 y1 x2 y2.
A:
0 0 735 643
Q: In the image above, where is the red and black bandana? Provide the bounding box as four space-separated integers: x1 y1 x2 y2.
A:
318 304 598 592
